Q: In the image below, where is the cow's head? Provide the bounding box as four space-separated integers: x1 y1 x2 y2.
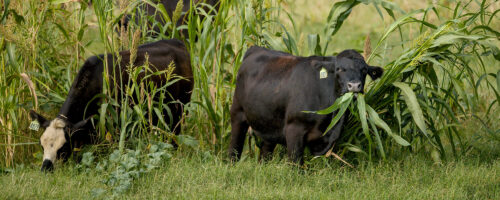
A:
29 110 92 172
333 49 383 95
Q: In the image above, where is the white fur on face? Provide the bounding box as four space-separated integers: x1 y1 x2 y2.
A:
40 119 67 162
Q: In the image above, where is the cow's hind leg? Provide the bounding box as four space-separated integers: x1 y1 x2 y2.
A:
228 99 249 161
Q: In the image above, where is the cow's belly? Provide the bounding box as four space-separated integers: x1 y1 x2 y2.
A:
245 108 284 136
237 73 291 144
242 100 286 144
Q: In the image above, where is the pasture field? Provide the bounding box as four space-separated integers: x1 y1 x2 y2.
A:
1 154 499 199
1 0 499 199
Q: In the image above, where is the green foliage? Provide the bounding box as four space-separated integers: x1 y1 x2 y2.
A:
315 0 500 162
76 142 173 197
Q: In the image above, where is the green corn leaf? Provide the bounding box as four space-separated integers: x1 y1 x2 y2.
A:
367 105 410 146
451 78 469 110
1 0 10 24
323 97 351 135
153 108 168 128
368 119 385 159
356 94 370 143
393 93 402 133
307 34 322 56
313 92 353 115
357 94 373 159
430 33 484 48
345 144 367 155
497 70 500 95
325 0 360 37
311 100 340 115
368 9 424 62
393 82 429 136
304 93 353 135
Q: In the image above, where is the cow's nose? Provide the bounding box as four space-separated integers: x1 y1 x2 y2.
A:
347 82 362 92
41 159 54 172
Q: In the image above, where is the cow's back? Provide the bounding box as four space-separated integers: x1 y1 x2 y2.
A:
110 39 193 102
61 39 193 124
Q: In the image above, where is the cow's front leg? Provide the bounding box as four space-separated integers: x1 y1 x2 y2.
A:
284 123 308 164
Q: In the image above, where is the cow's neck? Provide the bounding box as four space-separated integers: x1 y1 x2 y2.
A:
58 98 83 124
58 90 98 124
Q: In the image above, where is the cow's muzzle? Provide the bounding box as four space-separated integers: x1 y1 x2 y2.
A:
41 159 54 172
347 81 362 93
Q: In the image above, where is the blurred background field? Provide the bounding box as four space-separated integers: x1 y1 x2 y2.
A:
0 0 499 198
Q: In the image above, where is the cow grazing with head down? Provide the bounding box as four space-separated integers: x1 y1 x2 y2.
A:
30 39 193 171
228 46 384 164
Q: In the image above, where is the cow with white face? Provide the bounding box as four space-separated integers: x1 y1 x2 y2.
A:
29 39 194 172
30 112 93 172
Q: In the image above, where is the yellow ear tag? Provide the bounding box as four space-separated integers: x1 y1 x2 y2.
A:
320 67 328 79
29 120 40 131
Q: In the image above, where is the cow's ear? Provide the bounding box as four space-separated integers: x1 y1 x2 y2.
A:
312 60 335 72
368 66 384 80
73 116 94 131
29 110 49 128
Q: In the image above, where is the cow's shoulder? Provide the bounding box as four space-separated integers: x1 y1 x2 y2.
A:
68 55 104 94
299 56 336 73
78 55 104 74
243 46 266 59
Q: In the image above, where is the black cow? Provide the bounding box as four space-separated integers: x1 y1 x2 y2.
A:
121 0 220 37
228 46 383 164
30 39 193 171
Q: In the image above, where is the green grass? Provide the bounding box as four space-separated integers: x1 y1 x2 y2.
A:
1 154 499 199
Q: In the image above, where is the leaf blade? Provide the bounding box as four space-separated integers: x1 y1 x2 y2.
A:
393 82 429 136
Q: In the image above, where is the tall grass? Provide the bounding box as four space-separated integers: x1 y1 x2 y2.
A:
317 0 500 163
0 0 498 170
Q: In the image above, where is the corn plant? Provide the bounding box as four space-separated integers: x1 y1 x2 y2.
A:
313 0 500 162
0 0 92 167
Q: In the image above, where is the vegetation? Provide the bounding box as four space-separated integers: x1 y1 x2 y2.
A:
1 153 499 199
0 0 499 198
